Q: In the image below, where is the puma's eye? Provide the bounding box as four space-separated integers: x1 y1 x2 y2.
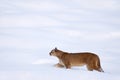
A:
52 50 54 52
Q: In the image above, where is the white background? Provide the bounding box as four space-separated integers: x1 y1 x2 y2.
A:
0 0 120 80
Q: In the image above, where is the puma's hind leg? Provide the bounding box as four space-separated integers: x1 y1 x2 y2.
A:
86 64 93 71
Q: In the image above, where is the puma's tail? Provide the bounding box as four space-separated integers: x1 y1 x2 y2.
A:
96 57 104 72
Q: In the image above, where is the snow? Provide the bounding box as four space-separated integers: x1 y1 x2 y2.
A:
0 27 120 80
0 0 120 80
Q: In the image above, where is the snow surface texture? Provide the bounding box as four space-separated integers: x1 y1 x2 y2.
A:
0 0 120 80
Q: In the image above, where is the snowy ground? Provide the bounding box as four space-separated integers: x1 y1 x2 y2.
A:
0 0 120 80
0 27 120 80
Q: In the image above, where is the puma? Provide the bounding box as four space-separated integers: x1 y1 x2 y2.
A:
49 48 104 72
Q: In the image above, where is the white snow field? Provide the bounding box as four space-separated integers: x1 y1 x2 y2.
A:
0 0 120 80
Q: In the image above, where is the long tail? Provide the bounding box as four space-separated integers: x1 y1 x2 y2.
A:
96 57 104 72
99 67 104 72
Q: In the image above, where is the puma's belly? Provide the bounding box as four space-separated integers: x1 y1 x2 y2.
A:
59 56 86 67
70 62 85 66
69 58 86 66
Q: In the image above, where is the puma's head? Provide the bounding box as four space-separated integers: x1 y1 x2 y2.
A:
49 47 58 56
49 47 64 58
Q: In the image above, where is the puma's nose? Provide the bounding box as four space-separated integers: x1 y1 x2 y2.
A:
49 52 52 56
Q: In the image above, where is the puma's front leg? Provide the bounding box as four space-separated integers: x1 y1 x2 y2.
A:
54 63 64 68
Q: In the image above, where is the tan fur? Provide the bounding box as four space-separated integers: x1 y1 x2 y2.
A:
49 48 104 72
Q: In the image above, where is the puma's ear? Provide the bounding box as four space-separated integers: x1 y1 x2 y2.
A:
55 47 57 51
